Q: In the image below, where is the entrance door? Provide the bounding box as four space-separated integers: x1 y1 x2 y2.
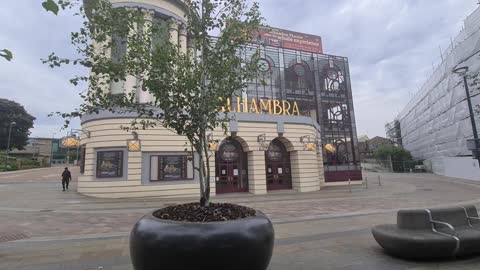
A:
265 139 292 190
215 139 249 193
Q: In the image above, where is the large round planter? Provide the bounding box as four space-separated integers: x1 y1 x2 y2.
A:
129 209 275 270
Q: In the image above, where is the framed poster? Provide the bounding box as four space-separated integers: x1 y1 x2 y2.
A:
151 154 194 182
160 156 186 180
96 151 123 178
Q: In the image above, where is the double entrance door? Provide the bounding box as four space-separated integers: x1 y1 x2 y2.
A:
215 140 249 194
265 139 292 191
215 138 292 193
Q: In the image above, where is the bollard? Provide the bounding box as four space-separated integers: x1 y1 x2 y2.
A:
378 175 382 186
365 176 368 189
348 178 352 193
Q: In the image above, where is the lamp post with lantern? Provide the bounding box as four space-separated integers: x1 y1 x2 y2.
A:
50 132 57 167
61 129 91 166
4 121 16 171
453 66 480 166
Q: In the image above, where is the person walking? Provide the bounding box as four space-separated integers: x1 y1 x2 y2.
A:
61 167 72 191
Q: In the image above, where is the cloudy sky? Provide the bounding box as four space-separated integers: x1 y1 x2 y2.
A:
0 0 478 139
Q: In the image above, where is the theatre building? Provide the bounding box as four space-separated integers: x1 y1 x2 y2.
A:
78 0 362 198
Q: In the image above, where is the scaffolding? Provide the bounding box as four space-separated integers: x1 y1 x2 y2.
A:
397 6 480 161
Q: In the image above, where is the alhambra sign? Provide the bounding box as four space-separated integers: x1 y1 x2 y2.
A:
221 97 301 116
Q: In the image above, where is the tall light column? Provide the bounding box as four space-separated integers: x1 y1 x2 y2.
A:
50 132 56 167
4 122 16 172
453 66 480 166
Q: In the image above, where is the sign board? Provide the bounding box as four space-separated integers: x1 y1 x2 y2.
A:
221 97 301 116
466 139 480 150
467 139 480 160
252 26 323 54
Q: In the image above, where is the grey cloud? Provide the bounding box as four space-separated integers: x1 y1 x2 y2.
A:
0 0 477 138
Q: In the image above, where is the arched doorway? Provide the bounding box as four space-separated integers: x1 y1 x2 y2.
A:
215 139 249 194
265 139 292 190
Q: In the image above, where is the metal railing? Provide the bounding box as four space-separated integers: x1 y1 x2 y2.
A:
361 159 426 173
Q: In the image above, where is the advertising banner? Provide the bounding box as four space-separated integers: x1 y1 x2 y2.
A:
252 26 323 54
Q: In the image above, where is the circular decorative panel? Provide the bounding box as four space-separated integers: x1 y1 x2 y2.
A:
257 58 271 73
293 63 306 77
220 142 239 162
267 144 283 162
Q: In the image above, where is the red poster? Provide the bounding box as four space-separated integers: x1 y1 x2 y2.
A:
252 26 323 54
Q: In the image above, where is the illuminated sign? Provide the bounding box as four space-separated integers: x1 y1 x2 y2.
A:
252 26 323 54
221 97 301 116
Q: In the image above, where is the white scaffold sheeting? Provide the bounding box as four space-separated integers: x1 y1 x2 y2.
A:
398 7 480 160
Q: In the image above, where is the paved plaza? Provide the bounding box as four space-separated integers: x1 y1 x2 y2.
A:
1 167 480 269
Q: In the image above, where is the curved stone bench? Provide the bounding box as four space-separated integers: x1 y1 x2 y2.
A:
372 205 480 259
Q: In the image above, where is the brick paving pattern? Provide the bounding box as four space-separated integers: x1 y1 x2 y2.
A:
1 167 480 269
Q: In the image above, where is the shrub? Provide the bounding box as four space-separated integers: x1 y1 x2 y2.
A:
374 145 412 161
374 146 414 172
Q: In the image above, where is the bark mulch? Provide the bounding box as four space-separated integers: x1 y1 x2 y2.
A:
153 202 256 222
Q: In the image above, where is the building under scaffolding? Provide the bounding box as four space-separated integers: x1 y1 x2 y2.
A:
397 7 480 180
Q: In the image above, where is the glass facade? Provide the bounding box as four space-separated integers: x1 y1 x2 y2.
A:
241 44 361 182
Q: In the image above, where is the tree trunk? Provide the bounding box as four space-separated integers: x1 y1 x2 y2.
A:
202 132 211 205
196 142 207 207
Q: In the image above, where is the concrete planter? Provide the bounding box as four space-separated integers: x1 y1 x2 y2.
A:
130 208 275 270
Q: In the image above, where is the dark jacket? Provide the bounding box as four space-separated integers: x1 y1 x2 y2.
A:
62 170 72 181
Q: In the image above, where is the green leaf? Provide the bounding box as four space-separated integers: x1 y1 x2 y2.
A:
42 0 59 15
0 49 13 61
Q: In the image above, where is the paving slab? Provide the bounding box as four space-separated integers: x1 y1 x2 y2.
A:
2 168 480 269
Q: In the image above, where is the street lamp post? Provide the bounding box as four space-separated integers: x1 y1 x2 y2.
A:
50 132 56 167
4 121 16 172
61 129 86 166
76 143 80 166
67 147 70 165
453 66 480 167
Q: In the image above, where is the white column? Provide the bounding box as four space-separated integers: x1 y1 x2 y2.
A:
125 7 137 96
179 23 188 54
169 19 179 48
137 9 155 103
248 151 267 195
290 150 321 192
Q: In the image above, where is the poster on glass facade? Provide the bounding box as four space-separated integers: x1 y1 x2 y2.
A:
252 26 323 54
97 151 123 177
160 156 185 180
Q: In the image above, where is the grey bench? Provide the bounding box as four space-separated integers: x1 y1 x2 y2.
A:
372 205 480 259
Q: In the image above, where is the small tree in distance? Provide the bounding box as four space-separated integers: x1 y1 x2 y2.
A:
43 0 262 206
374 145 412 162
0 99 36 150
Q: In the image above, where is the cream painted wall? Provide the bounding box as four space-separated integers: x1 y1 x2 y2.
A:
79 118 325 198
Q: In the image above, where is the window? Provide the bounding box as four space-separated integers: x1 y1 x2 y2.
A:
96 151 123 178
150 155 194 181
110 34 128 95
80 147 86 174
152 17 168 50
52 142 59 152
111 34 127 64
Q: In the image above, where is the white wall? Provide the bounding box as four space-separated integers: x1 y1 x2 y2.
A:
431 157 480 181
